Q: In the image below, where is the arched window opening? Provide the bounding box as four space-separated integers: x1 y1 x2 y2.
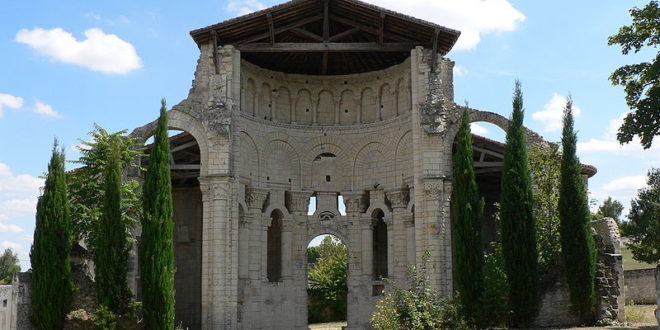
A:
267 210 282 282
308 195 317 215
307 234 347 326
372 210 388 280
337 194 346 216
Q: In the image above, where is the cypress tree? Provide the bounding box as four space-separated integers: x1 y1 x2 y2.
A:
94 135 132 313
30 142 73 329
499 81 539 326
558 97 596 322
139 99 175 329
451 108 485 325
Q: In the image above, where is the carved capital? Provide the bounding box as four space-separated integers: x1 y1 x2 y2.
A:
245 187 269 210
385 188 409 209
342 191 367 214
199 176 232 200
423 181 443 200
285 191 311 214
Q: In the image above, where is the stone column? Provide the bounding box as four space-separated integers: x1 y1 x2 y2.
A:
420 178 452 296
355 96 362 124
285 191 311 328
199 176 237 329
343 191 367 330
386 187 410 282
244 186 268 330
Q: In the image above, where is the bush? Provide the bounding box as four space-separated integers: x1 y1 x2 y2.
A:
371 252 469 330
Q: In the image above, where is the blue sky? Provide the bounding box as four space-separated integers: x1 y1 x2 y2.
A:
1 0 657 270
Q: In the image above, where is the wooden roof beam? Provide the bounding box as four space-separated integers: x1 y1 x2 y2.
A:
236 13 324 44
323 0 329 41
328 27 360 41
290 28 324 42
329 14 412 43
266 13 275 44
378 12 386 44
236 42 427 52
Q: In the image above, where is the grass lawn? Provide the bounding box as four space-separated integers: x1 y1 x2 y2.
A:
560 304 657 329
621 246 656 271
308 321 347 330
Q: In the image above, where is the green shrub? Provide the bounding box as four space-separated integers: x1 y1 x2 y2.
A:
371 253 469 330
93 305 118 330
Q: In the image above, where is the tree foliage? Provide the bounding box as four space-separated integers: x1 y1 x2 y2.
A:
139 100 175 329
94 136 132 314
450 108 484 325
608 1 660 149
0 248 20 284
596 197 625 224
624 168 660 264
499 80 539 327
307 236 347 323
558 98 596 323
68 125 143 246
529 144 562 274
30 142 73 330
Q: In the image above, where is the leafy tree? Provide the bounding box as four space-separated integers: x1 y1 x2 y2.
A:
624 168 660 264
139 100 175 329
529 144 562 274
94 136 132 314
499 80 539 327
559 98 596 323
307 236 347 322
450 108 484 326
30 142 73 330
608 1 660 149
371 252 469 330
0 248 20 284
68 125 142 246
596 197 625 224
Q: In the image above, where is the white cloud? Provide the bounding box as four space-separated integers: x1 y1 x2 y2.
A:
453 65 468 77
34 101 62 118
0 163 44 193
597 175 647 200
0 223 23 233
577 112 660 165
1 241 21 251
470 123 489 135
365 0 525 50
226 0 266 15
0 93 24 118
532 93 581 132
16 27 142 74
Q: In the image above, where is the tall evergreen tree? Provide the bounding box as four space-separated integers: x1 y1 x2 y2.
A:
139 99 175 329
451 108 485 326
30 142 73 330
559 97 596 322
94 135 132 313
499 81 539 326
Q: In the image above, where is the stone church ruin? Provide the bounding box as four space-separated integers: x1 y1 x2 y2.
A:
125 0 606 329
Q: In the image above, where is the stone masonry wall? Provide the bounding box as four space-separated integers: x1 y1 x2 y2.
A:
625 268 657 304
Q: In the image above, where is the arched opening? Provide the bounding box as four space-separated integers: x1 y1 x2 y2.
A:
372 209 388 280
452 121 506 253
142 129 202 329
307 234 348 328
267 209 283 282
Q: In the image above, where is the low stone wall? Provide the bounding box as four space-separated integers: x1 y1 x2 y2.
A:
625 268 657 304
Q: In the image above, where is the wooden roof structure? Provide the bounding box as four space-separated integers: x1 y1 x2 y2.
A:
190 0 461 75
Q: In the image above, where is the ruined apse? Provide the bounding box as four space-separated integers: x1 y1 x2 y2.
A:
127 0 588 329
